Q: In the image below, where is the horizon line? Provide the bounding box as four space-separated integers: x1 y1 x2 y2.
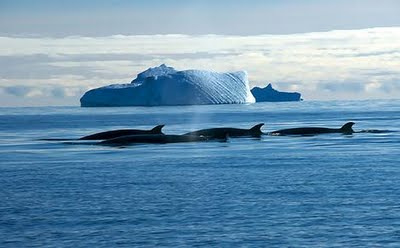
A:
1 26 399 39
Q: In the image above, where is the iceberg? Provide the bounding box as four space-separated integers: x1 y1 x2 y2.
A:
251 83 302 102
80 64 255 107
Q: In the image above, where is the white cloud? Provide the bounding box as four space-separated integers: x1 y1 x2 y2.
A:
365 81 383 92
0 27 399 106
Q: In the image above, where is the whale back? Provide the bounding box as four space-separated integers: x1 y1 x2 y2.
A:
185 123 264 138
80 124 165 140
270 122 355 136
99 132 227 145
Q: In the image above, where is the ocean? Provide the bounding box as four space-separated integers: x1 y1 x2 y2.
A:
1 100 400 247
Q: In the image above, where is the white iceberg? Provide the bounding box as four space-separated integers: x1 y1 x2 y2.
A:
80 64 255 107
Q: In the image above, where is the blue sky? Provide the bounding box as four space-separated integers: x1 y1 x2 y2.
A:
0 0 399 106
1 0 399 36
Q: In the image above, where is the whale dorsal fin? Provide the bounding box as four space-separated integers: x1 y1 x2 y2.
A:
340 122 355 134
250 123 264 134
151 124 165 134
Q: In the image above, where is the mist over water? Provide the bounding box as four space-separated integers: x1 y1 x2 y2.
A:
1 100 400 247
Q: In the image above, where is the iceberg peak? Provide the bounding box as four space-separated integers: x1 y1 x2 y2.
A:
265 83 273 90
132 64 177 83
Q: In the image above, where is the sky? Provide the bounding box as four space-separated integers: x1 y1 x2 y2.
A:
0 0 399 106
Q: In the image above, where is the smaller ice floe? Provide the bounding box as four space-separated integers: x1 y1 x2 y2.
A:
251 83 302 102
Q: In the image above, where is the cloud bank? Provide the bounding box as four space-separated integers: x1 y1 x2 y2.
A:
0 27 399 106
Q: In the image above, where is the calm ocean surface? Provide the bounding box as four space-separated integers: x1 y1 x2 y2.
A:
1 100 400 247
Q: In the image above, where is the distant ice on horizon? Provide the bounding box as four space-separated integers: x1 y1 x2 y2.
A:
251 84 302 102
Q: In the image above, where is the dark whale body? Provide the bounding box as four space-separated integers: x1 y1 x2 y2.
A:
184 123 264 138
269 122 355 136
79 125 164 140
99 133 227 145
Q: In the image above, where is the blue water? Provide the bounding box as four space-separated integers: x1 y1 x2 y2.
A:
1 100 400 247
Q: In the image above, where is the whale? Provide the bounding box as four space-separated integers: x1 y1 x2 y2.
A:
269 122 355 136
79 124 165 140
98 133 227 146
184 123 264 138
356 129 395 134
